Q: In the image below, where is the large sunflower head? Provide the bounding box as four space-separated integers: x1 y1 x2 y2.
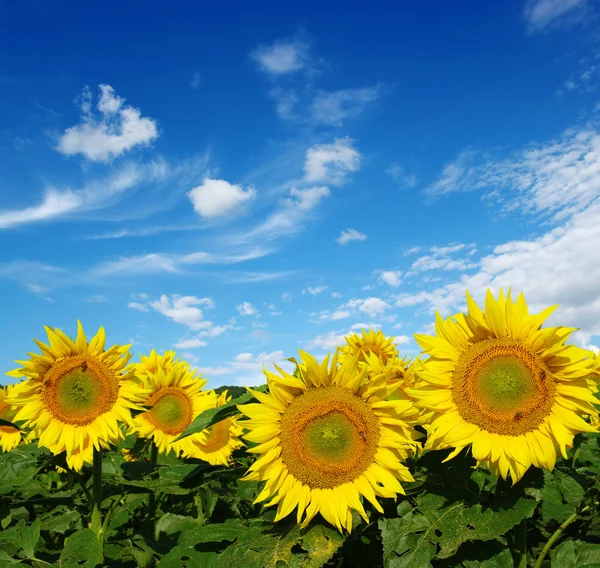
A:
407 288 600 484
134 362 216 456
186 390 245 466
339 328 399 368
6 322 146 461
132 349 181 382
0 385 23 452
238 349 420 533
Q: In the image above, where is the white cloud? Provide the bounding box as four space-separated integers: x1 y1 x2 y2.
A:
91 247 272 277
128 302 149 312
425 127 600 222
303 286 328 295
394 198 600 340
332 292 342 299
311 86 380 126
187 178 256 220
86 294 108 303
393 335 411 345
173 337 208 349
269 88 299 120
250 39 310 75
305 331 347 351
386 162 419 188
350 323 382 331
143 294 215 330
345 297 390 317
524 0 586 32
57 84 158 162
304 137 361 185
379 270 402 287
0 161 168 230
199 350 293 387
336 228 367 245
282 292 293 302
237 301 257 316
25 283 48 294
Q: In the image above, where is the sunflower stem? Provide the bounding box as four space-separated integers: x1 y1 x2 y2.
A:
533 510 582 568
515 518 527 568
90 448 104 564
148 441 158 521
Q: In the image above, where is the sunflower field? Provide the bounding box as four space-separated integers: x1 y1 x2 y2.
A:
1 288 600 568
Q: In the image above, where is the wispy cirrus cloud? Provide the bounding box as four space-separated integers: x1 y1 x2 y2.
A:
523 0 588 33
425 126 600 222
89 247 273 277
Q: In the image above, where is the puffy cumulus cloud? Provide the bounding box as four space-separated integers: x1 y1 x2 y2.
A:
379 270 402 287
128 302 150 312
57 85 158 162
336 228 367 245
304 137 361 186
392 199 600 340
393 335 411 345
345 297 391 317
309 308 351 323
283 186 330 211
250 38 310 75
187 178 256 220
524 0 587 32
304 331 347 351
425 127 600 222
199 351 294 387
303 286 328 295
311 86 380 127
237 301 257 316
386 162 419 188
127 294 215 330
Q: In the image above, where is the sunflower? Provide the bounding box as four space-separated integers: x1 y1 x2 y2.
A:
407 289 600 484
186 390 245 465
0 385 22 452
340 328 398 368
238 350 420 533
55 441 94 473
362 352 418 401
133 362 216 456
132 349 180 380
6 322 145 462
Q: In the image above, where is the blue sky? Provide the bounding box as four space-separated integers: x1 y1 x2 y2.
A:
1 0 600 387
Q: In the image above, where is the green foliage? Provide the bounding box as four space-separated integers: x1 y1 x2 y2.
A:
1 416 600 566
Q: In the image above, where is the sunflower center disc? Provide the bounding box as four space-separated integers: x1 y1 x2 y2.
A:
198 419 230 452
147 387 193 436
43 355 119 426
452 339 556 435
280 386 380 489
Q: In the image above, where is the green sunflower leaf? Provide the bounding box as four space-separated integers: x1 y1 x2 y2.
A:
58 529 100 567
551 540 600 567
175 385 267 441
